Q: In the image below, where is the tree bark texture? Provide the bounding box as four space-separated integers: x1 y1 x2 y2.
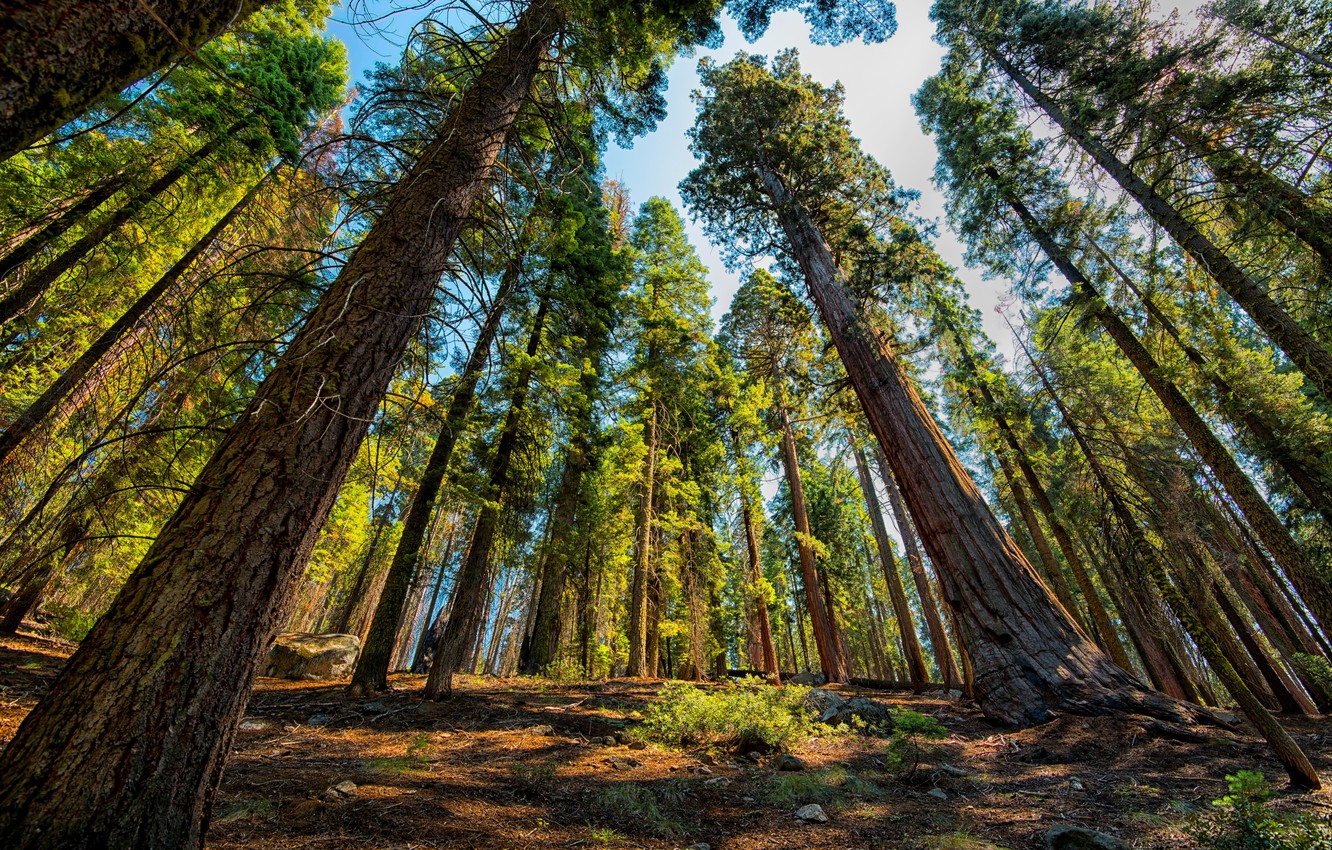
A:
740 485 780 679
626 401 657 677
0 7 557 846
758 167 1201 727
0 0 270 158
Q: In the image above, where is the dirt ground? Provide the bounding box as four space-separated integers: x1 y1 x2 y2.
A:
5 631 1332 849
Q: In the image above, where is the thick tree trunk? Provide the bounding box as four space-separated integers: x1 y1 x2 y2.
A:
0 175 127 281
1036 354 1321 787
1001 185 1332 640
777 404 849 681
875 449 962 691
0 168 271 469
853 443 927 690
0 0 271 157
994 54 1332 402
349 245 525 694
0 7 557 846
758 167 1200 726
424 293 550 698
626 401 658 676
0 130 232 328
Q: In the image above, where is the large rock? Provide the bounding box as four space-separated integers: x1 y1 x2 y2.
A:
803 688 846 720
262 632 361 681
802 689 894 731
1045 825 1131 850
788 671 827 686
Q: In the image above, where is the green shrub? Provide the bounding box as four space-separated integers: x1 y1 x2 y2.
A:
641 678 814 750
44 602 98 641
1188 771 1332 850
592 782 686 836
884 710 948 781
766 765 879 807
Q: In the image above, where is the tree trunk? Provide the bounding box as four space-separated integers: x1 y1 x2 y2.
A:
740 484 780 680
0 129 233 328
626 401 658 676
992 443 1082 621
0 7 557 846
349 242 526 694
0 0 272 158
424 292 550 699
777 404 848 681
0 167 272 469
853 443 927 690
1001 183 1332 640
1089 236 1332 528
994 53 1332 403
1021 336 1321 788
874 449 962 691
0 174 127 281
758 167 1200 726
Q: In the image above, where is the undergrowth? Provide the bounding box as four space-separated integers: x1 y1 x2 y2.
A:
885 710 948 781
766 765 880 807
591 781 688 837
641 677 814 750
1188 771 1332 849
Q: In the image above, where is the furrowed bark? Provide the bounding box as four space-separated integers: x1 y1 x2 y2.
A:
0 6 557 845
0 0 270 158
758 166 1199 726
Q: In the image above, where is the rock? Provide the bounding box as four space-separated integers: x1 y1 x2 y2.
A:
1069 778 1085 792
238 718 273 732
927 788 948 800
704 777 728 786
1045 825 1131 850
694 765 714 775
527 724 555 736
803 688 846 721
695 752 717 765
788 671 827 686
829 697 895 731
323 780 357 800
609 758 640 771
307 713 334 727
794 803 828 823
774 754 807 772
360 701 389 715
627 739 647 750
686 844 711 850
262 633 362 681
937 763 970 777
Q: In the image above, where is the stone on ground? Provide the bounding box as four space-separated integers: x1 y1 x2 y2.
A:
262 633 361 681
795 803 828 822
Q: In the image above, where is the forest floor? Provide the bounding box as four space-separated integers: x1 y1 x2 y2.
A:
5 631 1332 849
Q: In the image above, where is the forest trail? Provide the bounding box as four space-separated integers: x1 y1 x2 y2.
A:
4 631 1330 849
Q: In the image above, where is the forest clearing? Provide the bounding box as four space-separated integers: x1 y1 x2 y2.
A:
1 0 1332 847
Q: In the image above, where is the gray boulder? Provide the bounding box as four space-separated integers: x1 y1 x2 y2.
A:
1045 825 1131 850
803 688 846 721
262 633 361 681
803 689 894 730
788 671 827 686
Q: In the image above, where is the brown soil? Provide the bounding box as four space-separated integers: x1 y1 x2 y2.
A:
4 630 1332 849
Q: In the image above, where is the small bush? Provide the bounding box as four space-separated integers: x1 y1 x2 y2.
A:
592 782 686 836
44 602 97 641
766 765 879 808
884 710 948 781
642 677 814 750
1188 771 1332 850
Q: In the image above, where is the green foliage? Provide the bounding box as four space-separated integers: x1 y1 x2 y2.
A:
43 602 98 641
884 710 947 781
641 678 814 750
1188 771 1332 849
214 798 278 823
765 765 879 807
591 782 686 837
